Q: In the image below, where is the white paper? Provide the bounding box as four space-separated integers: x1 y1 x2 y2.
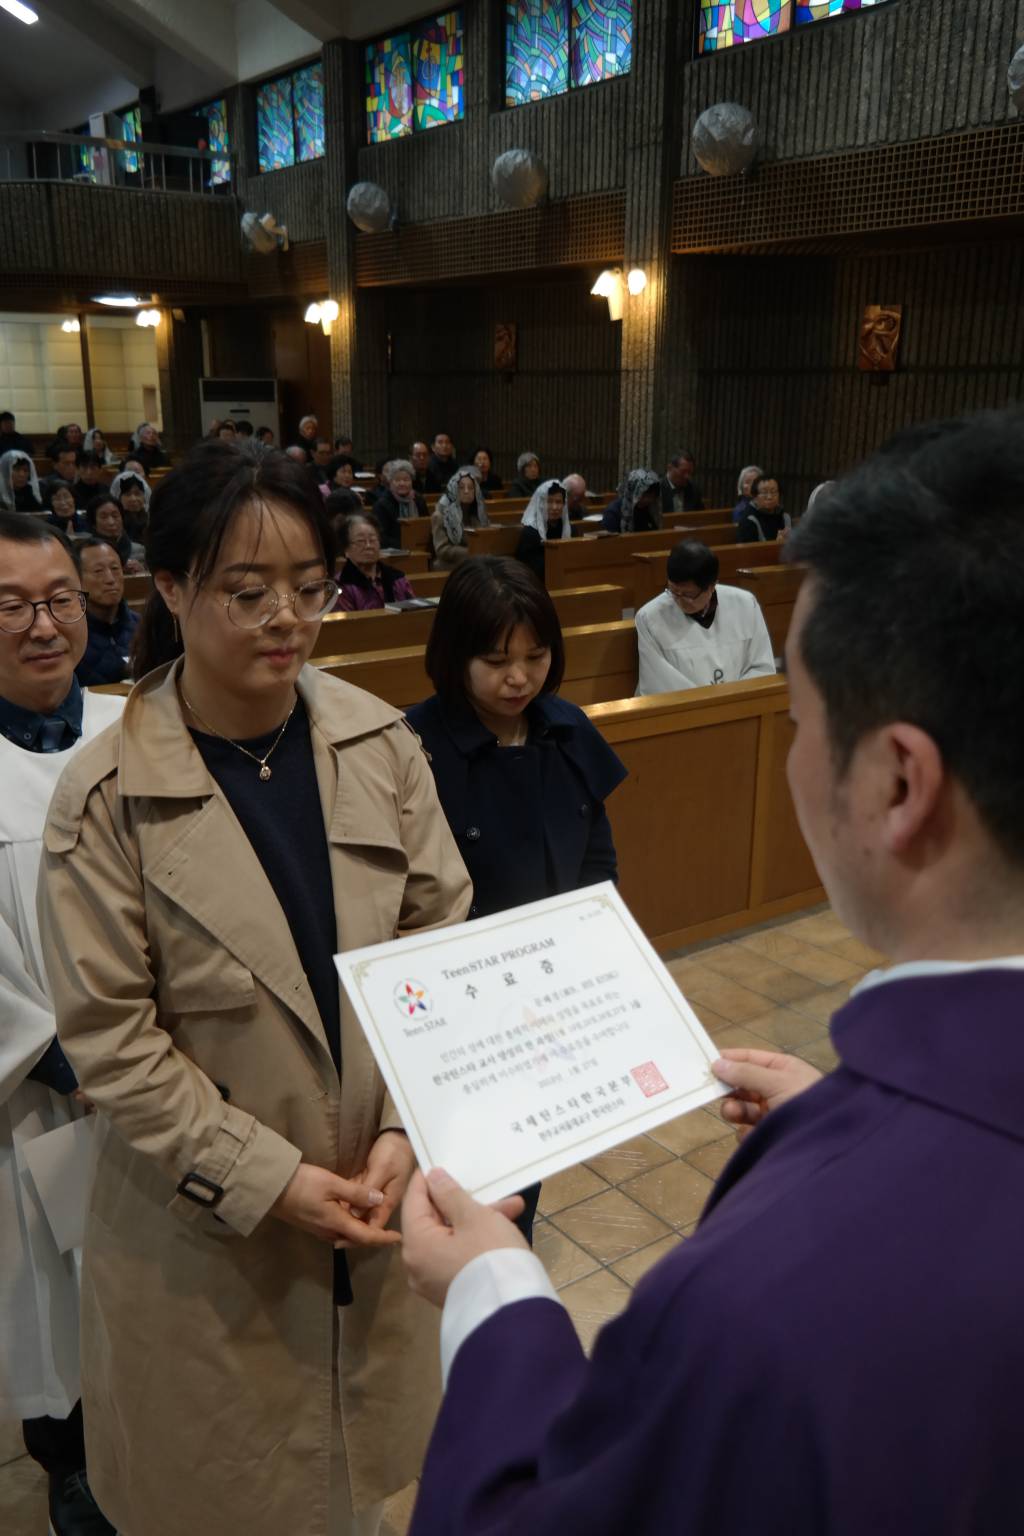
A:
336 883 726 1204
21 1114 98 1252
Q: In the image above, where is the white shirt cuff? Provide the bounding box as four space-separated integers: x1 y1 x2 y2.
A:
440 1248 562 1387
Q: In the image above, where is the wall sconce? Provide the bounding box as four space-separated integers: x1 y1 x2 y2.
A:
136 309 161 327
591 267 647 320
626 267 647 296
61 318 80 333
305 299 339 336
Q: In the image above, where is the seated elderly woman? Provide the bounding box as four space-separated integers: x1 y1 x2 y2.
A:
509 451 542 498
732 463 764 523
431 465 490 568
110 470 151 541
334 511 418 610
0 448 43 511
516 479 572 582
602 468 663 533
83 427 117 465
129 422 168 474
373 458 428 546
84 493 147 572
738 475 793 543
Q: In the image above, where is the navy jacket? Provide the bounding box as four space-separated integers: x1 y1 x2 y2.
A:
405 692 627 919
412 968 1024 1535
658 476 704 514
75 602 139 687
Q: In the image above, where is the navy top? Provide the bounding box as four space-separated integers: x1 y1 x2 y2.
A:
405 692 627 919
189 699 352 1304
0 675 83 752
76 602 139 688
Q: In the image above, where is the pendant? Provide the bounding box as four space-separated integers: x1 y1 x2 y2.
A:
259 764 272 781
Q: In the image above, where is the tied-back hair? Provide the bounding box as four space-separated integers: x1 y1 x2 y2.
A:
132 441 336 678
425 555 565 703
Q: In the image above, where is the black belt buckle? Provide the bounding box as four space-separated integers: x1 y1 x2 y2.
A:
177 1171 224 1207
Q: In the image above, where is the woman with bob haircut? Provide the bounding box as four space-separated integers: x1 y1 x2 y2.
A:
406 556 627 1239
36 439 473 1536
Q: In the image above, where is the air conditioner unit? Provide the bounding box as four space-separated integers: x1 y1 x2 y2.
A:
198 378 279 438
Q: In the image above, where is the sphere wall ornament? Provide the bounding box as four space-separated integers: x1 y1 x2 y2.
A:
347 182 393 234
1009 45 1024 114
693 103 759 177
491 148 549 209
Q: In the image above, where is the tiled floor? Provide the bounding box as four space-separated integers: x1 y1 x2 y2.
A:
1 902 880 1536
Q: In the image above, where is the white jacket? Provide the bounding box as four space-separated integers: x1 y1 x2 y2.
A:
635 585 776 696
0 687 124 1418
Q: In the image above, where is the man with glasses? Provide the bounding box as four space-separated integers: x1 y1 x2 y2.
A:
634 538 775 695
0 512 122 1536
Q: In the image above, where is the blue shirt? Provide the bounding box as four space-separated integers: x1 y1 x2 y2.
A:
0 676 84 753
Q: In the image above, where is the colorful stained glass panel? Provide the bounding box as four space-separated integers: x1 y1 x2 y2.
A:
257 78 295 171
202 98 231 186
366 34 414 143
505 0 570 108
293 63 325 161
699 0 735 49
703 0 893 51
413 11 465 130
733 0 793 43
120 106 142 174
570 1 632 86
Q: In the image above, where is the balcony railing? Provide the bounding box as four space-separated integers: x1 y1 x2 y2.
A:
0 129 234 196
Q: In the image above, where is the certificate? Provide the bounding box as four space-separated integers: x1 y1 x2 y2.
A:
336 883 726 1205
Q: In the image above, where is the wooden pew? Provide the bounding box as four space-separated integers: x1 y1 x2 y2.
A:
731 564 807 654
664 508 735 530
311 584 627 659
542 528 698 609
586 676 824 951
630 542 785 609
317 619 638 710
398 519 522 559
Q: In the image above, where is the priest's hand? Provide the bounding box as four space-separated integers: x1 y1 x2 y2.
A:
402 1169 527 1308
712 1048 822 1140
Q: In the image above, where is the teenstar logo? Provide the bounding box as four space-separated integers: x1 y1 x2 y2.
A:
394 979 432 1018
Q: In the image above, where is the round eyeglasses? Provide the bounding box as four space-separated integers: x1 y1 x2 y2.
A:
0 590 87 633
216 578 339 631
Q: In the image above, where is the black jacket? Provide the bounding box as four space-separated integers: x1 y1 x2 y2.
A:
373 488 428 547
75 602 139 687
405 692 627 919
659 477 705 515
425 454 457 493
738 508 792 543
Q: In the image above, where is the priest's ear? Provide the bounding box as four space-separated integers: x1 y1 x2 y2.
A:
873 722 947 858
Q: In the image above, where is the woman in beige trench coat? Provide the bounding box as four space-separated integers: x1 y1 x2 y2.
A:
35 443 472 1536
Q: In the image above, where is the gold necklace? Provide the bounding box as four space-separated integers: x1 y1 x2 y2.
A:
182 691 297 782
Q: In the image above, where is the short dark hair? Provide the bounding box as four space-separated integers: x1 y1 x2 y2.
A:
0 509 80 572
84 492 121 530
669 449 696 467
425 555 565 703
788 406 1024 867
666 540 719 588
432 431 452 445
327 454 357 479
77 535 121 562
338 511 382 551
78 451 102 470
334 434 354 449
49 480 76 503
54 445 78 463
256 426 274 442
325 488 363 523
235 420 254 436
0 410 14 423
751 475 779 497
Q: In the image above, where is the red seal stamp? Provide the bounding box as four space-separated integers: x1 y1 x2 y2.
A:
631 1061 668 1098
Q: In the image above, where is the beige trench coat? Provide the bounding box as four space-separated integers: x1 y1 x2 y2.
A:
36 661 472 1536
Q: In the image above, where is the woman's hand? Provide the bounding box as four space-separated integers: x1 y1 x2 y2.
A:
712 1048 822 1141
270 1162 400 1247
348 1131 418 1233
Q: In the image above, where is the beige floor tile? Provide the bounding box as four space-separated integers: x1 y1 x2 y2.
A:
533 1220 602 1289
672 963 776 1023
559 1268 632 1352
743 1005 829 1051
611 1232 685 1287
0 1454 45 1536
737 931 863 986
684 1136 737 1181
536 1163 609 1216
584 1133 674 1186
694 943 824 1004
623 1159 716 1229
787 982 854 1025
551 1187 671 1265
646 1105 731 1157
709 1023 778 1052
689 1005 738 1041
777 911 852 948
797 1036 841 1074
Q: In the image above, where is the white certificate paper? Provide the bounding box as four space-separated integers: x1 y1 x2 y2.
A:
336 883 726 1205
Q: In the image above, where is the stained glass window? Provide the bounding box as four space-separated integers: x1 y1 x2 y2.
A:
413 12 465 130
120 106 142 174
366 35 414 142
570 1 632 87
699 0 893 53
365 13 465 144
293 63 325 161
202 99 231 186
505 1 631 108
257 78 294 171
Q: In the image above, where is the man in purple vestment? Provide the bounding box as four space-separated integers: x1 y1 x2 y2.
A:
399 408 1024 1535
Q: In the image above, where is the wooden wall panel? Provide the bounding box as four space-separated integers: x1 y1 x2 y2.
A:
661 238 1024 512
353 275 622 487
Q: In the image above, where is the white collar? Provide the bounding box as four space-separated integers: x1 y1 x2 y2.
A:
854 955 1024 997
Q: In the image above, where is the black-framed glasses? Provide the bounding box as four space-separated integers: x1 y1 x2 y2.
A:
0 590 87 633
214 578 339 631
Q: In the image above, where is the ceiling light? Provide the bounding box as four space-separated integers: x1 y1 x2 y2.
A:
61 318 81 333
627 267 647 296
93 294 147 307
0 0 39 25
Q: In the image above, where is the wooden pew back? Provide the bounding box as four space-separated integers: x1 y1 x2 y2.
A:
630 542 785 609
731 564 807 654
